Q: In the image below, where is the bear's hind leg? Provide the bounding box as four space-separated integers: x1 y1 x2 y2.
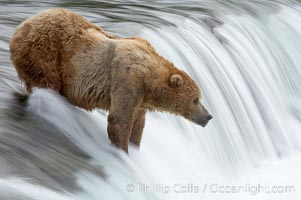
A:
130 108 147 148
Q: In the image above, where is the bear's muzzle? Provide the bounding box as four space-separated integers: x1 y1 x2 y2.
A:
193 114 213 127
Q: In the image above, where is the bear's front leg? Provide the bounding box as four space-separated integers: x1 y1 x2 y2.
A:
108 112 132 152
130 108 147 147
107 83 143 153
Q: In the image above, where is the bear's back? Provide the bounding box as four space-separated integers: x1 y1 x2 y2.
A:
10 8 111 93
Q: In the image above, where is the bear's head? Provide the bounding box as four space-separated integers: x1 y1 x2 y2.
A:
150 70 212 127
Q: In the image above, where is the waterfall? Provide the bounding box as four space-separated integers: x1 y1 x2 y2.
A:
0 1 301 199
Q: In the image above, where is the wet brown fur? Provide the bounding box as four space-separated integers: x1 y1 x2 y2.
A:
10 9 209 152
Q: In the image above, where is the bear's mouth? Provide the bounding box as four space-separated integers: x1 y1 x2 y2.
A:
192 115 212 127
200 123 207 127
192 119 208 127
198 121 209 127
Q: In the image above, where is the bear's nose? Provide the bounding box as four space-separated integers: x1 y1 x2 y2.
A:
207 114 213 121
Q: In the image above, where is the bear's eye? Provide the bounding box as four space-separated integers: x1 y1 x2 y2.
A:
193 98 199 105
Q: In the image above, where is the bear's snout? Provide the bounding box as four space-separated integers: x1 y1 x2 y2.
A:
193 114 213 127
207 114 213 121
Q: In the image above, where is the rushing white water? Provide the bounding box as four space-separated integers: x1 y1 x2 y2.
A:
0 1 301 200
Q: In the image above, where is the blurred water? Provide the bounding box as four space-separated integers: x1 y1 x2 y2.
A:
1 0 301 199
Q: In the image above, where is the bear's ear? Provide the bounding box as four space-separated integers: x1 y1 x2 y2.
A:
169 74 183 88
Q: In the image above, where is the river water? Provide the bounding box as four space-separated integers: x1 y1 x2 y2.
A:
0 0 301 199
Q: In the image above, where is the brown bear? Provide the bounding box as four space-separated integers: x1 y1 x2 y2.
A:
10 9 212 152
